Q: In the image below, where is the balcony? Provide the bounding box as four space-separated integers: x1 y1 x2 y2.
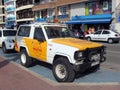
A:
34 0 54 5
16 5 33 11
7 17 16 21
4 0 9 2
16 0 33 8
35 17 46 22
4 0 14 4
6 7 15 12
16 9 34 22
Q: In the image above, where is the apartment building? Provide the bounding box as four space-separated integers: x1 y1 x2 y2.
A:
0 0 5 28
4 0 16 29
16 0 34 26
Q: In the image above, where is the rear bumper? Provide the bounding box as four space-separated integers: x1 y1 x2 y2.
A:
112 38 120 42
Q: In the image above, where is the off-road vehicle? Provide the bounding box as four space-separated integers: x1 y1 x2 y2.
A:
15 22 106 82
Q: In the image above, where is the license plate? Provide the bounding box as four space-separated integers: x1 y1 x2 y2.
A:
91 61 99 66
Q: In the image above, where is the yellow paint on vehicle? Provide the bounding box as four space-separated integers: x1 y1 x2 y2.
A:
23 38 47 62
52 38 103 50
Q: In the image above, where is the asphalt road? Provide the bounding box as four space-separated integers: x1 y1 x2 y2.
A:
99 42 120 71
0 42 120 83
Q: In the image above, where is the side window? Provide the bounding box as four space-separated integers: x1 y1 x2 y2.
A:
18 26 31 37
0 31 2 37
94 31 101 34
34 27 45 41
102 31 110 34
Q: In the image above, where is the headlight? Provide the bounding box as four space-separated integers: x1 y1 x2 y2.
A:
7 39 14 43
78 52 83 57
74 51 85 60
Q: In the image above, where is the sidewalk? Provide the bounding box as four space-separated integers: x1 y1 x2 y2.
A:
0 57 120 90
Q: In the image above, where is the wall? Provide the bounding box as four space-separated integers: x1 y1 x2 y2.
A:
70 3 85 19
112 0 120 22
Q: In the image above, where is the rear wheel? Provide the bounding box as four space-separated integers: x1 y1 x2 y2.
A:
53 57 75 82
20 49 33 67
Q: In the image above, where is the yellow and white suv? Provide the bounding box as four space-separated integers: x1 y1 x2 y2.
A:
15 22 106 82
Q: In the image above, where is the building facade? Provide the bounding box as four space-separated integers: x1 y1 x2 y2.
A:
16 0 34 26
4 0 16 29
32 0 116 32
33 0 90 23
0 0 5 29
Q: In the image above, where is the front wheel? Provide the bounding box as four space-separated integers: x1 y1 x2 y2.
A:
87 37 91 41
2 43 8 53
108 38 113 44
20 49 33 67
53 57 75 82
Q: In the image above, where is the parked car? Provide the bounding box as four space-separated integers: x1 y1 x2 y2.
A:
0 29 17 53
15 22 106 82
85 30 120 43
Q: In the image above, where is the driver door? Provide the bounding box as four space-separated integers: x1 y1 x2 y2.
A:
92 31 102 41
30 27 47 62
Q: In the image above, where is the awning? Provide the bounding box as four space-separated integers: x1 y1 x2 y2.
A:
66 14 112 24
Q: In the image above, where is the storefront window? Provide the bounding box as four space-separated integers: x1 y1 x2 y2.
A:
85 0 112 15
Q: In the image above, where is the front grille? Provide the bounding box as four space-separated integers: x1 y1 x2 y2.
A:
84 46 105 62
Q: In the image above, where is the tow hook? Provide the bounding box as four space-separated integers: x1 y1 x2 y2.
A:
100 56 106 63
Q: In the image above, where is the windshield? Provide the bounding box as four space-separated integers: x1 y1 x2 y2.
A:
3 30 16 36
44 26 74 39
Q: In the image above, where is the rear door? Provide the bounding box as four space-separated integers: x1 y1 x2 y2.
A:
100 30 110 41
15 26 31 51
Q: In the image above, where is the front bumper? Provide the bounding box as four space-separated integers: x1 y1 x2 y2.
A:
6 43 15 50
73 56 106 72
73 46 106 72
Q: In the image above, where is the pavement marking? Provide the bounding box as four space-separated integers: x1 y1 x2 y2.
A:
56 82 120 86
107 50 120 54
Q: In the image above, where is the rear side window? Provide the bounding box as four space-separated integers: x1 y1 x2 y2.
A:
102 31 110 34
94 31 101 34
3 30 16 36
18 26 31 37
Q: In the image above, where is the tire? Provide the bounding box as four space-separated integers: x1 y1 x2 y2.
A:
53 57 75 82
20 49 33 67
108 38 113 44
2 43 8 53
87 37 91 41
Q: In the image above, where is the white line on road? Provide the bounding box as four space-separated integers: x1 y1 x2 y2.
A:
107 50 120 54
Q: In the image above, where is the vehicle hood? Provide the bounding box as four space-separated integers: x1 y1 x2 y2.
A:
52 38 103 50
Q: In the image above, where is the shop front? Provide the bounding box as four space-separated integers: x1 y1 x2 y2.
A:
66 0 112 36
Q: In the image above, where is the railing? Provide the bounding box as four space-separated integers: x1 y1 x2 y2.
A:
34 0 54 5
4 0 15 2
6 7 15 11
7 17 16 21
16 0 33 8
4 0 9 2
